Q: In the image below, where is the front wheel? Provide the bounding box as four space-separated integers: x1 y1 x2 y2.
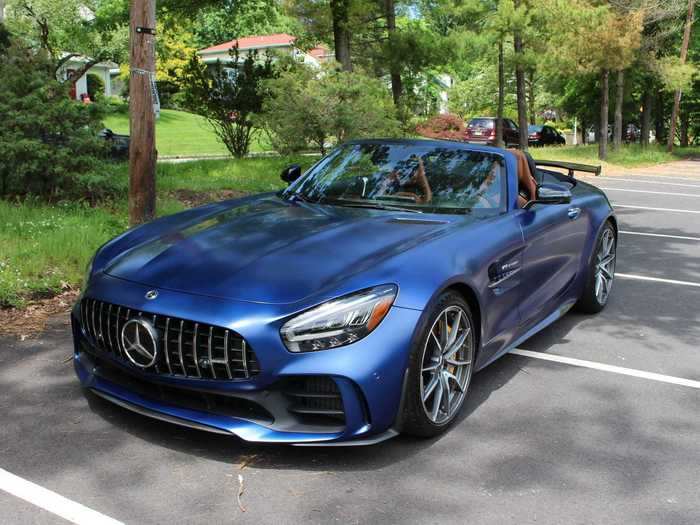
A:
401 292 475 437
576 222 617 313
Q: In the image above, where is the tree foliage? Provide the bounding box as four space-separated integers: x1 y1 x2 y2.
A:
259 62 400 154
181 49 277 157
0 39 112 199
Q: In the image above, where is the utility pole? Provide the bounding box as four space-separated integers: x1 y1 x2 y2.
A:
128 0 157 225
667 0 694 153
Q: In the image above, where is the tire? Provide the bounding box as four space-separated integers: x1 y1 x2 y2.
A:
401 292 476 437
576 221 617 313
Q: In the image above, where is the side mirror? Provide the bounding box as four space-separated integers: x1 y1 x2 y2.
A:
524 183 572 209
280 164 302 184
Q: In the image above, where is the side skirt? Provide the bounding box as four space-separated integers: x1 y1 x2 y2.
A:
476 298 577 371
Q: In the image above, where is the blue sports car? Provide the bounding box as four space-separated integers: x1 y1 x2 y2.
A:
73 139 616 445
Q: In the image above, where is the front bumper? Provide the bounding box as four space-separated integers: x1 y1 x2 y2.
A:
72 274 422 445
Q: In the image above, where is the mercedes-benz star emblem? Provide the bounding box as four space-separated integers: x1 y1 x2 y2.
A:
145 290 159 300
121 318 159 368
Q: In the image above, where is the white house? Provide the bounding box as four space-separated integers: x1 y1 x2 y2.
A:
198 33 331 67
57 55 119 101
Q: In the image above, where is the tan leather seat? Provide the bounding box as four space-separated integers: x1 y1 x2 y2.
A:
508 149 537 207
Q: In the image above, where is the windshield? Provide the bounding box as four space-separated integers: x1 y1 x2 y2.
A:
528 125 543 132
285 143 506 215
468 118 495 129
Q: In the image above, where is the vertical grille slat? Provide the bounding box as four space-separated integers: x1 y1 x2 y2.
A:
241 339 249 379
223 331 233 380
106 304 113 352
115 306 123 357
207 326 216 380
177 319 186 375
164 317 173 374
192 323 202 378
80 298 260 381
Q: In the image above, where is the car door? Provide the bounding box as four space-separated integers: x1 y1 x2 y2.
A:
516 188 589 329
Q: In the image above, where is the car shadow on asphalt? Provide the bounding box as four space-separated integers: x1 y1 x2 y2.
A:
81 348 527 471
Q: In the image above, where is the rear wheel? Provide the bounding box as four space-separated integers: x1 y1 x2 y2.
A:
576 222 616 313
401 292 475 437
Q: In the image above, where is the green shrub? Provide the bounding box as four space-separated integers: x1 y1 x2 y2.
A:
260 63 400 155
180 49 276 157
0 41 109 199
86 73 105 102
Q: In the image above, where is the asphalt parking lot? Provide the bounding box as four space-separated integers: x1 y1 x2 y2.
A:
1 161 699 525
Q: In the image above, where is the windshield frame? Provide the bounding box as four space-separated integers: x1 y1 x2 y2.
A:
282 141 510 216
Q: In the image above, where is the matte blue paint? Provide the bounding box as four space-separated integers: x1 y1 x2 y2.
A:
72 139 614 444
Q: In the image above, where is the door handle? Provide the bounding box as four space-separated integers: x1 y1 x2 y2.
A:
567 207 581 220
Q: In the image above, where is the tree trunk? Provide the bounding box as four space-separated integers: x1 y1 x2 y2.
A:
330 0 352 72
640 86 652 148
384 0 402 105
528 70 536 125
680 110 690 147
496 39 504 147
599 69 609 161
581 116 587 145
655 89 664 144
514 32 528 149
668 0 694 152
128 0 157 226
613 69 624 150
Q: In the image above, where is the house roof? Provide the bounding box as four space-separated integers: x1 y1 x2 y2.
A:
199 33 297 54
199 33 330 60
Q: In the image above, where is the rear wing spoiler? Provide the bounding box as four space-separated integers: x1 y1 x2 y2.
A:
535 160 601 178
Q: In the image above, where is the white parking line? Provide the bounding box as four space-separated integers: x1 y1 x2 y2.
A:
614 204 700 214
587 177 700 189
510 349 700 389
616 273 700 288
620 230 700 241
601 187 700 198
0 468 123 525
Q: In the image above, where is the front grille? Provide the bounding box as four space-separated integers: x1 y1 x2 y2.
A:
80 298 260 380
283 376 345 424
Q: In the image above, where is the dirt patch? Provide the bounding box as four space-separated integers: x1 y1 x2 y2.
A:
170 189 250 208
0 289 79 339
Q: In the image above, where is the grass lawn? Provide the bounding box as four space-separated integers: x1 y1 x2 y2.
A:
103 108 272 157
530 143 700 169
0 156 316 308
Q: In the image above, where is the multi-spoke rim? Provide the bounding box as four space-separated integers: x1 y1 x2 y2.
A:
419 305 473 425
595 228 616 305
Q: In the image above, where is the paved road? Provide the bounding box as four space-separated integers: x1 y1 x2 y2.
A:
1 161 699 524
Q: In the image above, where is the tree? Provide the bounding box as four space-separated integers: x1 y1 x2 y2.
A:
182 48 276 157
544 0 643 159
5 0 128 82
191 0 298 48
0 39 109 198
260 62 399 154
667 0 694 152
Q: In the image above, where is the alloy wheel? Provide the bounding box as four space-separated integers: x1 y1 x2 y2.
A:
419 305 473 425
595 228 616 305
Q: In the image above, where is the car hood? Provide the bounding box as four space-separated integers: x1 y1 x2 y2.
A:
104 196 462 304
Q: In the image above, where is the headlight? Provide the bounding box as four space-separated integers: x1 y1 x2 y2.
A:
280 285 397 352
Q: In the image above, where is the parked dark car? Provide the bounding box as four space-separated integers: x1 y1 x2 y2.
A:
625 124 640 144
99 128 130 160
465 117 520 147
528 125 566 146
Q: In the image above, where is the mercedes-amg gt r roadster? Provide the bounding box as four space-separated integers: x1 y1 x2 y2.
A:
73 139 617 445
